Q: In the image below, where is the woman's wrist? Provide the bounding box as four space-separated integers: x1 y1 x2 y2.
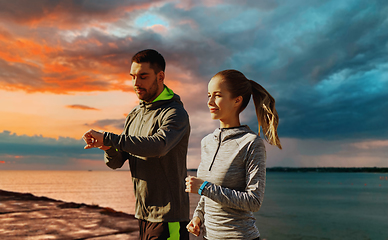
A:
198 181 209 195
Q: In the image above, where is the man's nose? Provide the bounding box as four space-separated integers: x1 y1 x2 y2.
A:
133 77 140 86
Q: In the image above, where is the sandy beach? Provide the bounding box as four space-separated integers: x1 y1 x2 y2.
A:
0 189 140 239
0 189 202 240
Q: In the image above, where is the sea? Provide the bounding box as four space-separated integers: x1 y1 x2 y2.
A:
0 170 387 240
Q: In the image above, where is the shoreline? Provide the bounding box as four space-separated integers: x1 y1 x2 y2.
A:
0 189 202 240
0 189 139 239
266 167 388 173
189 167 388 173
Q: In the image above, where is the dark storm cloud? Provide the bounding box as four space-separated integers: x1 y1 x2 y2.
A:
134 0 388 141
276 80 388 140
272 2 387 85
163 0 388 140
268 2 388 139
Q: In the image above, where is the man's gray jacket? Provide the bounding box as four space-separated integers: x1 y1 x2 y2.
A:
102 93 190 223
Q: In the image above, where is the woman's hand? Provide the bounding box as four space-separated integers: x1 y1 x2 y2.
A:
185 176 204 194
186 217 201 237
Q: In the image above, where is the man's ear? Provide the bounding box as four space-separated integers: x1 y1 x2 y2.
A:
157 71 165 83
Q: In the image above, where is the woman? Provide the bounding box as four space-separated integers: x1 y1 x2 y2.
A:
185 70 282 240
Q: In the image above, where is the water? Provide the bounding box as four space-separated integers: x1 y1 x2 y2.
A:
0 170 136 213
255 172 388 240
1 171 387 240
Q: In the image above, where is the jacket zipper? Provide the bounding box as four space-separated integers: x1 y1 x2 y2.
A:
208 130 222 171
133 104 146 177
138 104 146 135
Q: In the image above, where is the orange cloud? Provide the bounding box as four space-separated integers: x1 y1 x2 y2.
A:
43 63 72 74
66 105 99 111
0 33 62 64
0 2 160 95
0 2 202 96
0 1 159 30
0 32 132 93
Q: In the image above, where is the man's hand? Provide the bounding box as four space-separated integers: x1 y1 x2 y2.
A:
186 217 201 237
185 176 204 194
82 129 110 150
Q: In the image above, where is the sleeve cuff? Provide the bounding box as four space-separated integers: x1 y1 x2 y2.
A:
193 210 204 223
103 131 110 146
198 181 209 195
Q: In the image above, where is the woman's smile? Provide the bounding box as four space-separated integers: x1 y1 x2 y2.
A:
209 108 218 113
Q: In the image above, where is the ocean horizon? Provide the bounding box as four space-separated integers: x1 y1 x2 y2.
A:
0 170 387 240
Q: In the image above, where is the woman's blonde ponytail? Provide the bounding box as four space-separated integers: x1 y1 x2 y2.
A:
249 80 282 149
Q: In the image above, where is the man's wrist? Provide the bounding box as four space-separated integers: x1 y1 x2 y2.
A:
99 145 111 151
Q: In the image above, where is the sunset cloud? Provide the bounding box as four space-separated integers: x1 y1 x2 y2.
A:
0 0 387 169
67 104 99 111
84 119 125 134
0 0 164 28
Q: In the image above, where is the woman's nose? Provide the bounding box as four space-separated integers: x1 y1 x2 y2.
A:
208 97 215 106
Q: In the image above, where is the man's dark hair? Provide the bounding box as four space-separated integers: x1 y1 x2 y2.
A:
131 49 166 74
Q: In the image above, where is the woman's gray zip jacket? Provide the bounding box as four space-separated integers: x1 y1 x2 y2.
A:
194 125 266 239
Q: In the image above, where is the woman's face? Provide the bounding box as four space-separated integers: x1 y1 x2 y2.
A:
207 75 239 122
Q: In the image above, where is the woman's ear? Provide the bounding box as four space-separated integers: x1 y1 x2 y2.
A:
235 96 243 108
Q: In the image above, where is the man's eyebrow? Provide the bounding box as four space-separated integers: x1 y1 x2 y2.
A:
130 72 149 76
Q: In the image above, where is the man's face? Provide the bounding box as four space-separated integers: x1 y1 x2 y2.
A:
130 62 162 103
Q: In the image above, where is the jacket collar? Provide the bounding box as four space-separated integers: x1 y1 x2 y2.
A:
139 86 183 110
152 85 174 102
212 125 254 142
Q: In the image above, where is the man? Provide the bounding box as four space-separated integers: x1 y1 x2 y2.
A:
83 49 190 240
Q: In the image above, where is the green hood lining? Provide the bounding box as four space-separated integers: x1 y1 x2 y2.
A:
152 85 174 102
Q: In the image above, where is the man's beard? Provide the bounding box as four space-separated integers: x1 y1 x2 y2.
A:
136 77 160 103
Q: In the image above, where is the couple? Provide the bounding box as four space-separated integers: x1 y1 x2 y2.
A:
83 49 282 240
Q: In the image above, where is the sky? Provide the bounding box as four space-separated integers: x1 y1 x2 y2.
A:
0 0 387 170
